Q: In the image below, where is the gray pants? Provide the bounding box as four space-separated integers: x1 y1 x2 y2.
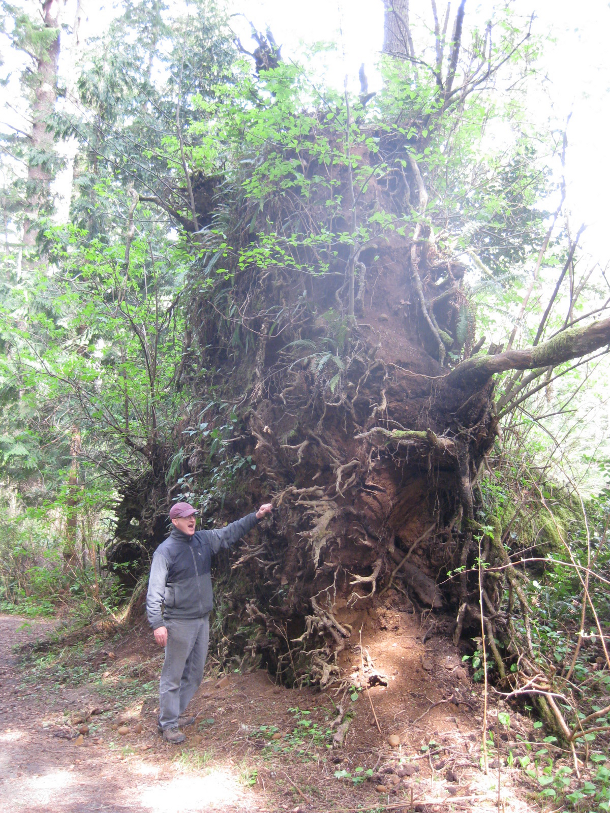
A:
159 615 209 730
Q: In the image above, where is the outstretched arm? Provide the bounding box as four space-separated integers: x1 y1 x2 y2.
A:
204 504 273 554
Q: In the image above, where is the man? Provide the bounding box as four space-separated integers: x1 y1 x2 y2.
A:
146 500 273 743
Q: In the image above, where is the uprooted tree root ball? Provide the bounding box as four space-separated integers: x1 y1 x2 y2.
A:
109 104 610 706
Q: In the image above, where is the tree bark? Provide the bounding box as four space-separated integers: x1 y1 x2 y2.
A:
383 0 414 57
64 426 81 570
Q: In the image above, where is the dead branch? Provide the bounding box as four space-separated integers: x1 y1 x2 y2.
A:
505 146 568 354
281 770 310 802
532 225 585 346
412 694 455 724
444 0 466 101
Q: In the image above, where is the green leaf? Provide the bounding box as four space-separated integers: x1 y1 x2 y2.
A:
329 373 341 393
538 775 553 786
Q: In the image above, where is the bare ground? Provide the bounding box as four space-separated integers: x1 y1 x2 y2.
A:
0 612 545 813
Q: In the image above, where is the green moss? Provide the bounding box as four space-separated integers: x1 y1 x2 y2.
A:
530 325 580 368
479 472 579 555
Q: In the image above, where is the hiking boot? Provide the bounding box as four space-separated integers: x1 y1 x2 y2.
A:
162 727 185 744
178 715 196 727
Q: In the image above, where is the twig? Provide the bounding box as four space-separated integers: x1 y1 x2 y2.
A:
360 628 382 734
479 532 489 775
281 770 310 802
411 699 451 725
310 797 493 813
394 747 442 762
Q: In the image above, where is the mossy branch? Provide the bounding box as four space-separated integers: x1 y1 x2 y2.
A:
355 426 456 454
447 317 610 389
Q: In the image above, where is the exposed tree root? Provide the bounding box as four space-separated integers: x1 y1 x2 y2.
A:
331 705 351 747
381 522 437 595
349 556 383 597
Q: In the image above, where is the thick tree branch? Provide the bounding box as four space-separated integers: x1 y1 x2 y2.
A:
447 317 610 389
138 194 196 232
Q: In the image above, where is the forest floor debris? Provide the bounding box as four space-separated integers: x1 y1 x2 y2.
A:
0 612 573 813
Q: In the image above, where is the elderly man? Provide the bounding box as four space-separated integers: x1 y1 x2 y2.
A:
147 500 273 743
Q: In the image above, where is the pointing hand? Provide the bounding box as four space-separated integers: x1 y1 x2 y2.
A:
256 503 273 519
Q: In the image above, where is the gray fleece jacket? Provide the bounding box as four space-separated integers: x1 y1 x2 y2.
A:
146 512 259 629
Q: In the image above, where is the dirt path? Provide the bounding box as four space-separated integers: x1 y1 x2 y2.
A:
0 615 263 813
0 613 540 813
0 614 133 812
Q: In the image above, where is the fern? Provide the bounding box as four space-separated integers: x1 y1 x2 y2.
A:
165 448 185 484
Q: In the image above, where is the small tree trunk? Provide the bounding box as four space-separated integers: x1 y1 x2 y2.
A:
23 0 63 247
60 0 88 219
63 426 81 570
